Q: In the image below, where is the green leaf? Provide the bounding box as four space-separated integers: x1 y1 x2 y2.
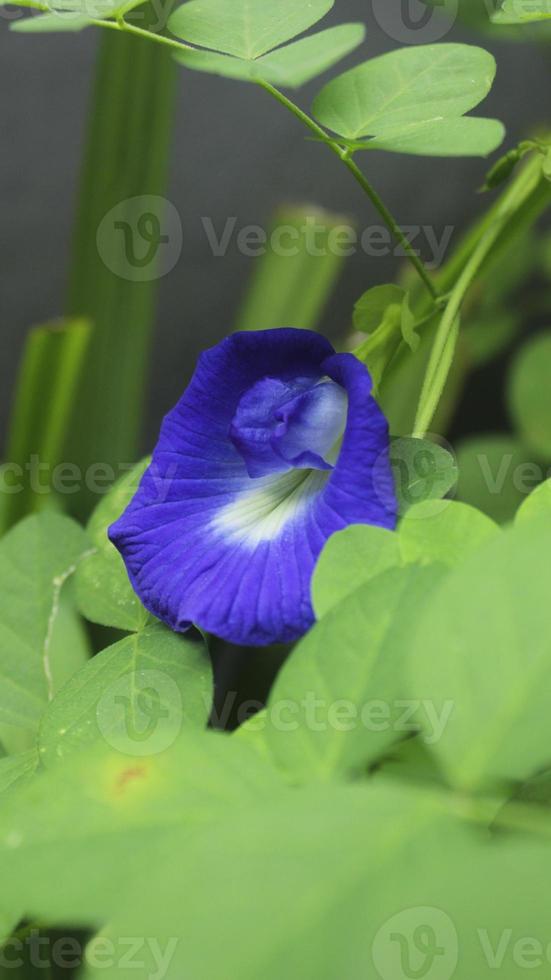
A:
424 0 504 31
353 286 417 389
482 140 537 190
399 500 500 567
389 437 458 516
455 435 535 523
168 0 333 59
0 734 284 923
516 477 551 524
75 459 150 631
0 911 20 947
1 586 91 756
375 735 445 789
357 117 505 158
173 48 257 81
45 588 91 690
353 284 406 334
265 565 446 781
234 206 347 331
312 524 402 619
232 708 270 762
493 0 551 22
508 332 551 458
50 0 148 11
0 0 47 6
0 514 90 737
3 741 551 977
75 783 478 980
175 24 365 88
253 24 365 88
0 751 38 800
83 781 551 980
408 519 551 790
312 506 487 624
11 11 94 30
39 624 212 765
312 44 497 140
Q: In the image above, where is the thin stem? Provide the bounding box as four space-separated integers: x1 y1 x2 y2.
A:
117 16 193 50
258 80 439 301
91 23 439 299
413 155 549 437
94 14 193 51
341 155 439 300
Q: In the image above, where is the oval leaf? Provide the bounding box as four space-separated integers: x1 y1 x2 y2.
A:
39 624 213 764
312 43 497 140
75 459 151 632
168 0 333 59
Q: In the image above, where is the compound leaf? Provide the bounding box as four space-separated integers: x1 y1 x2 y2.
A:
39 624 213 765
169 0 333 59
312 44 497 140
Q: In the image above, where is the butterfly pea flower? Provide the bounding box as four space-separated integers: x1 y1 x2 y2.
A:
109 329 396 646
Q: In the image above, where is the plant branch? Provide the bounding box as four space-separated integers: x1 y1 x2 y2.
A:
92 22 439 300
258 81 439 301
413 155 550 437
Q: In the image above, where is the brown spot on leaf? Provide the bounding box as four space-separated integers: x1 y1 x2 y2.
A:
115 765 147 793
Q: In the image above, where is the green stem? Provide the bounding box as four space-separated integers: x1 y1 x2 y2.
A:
413 156 549 437
65 12 177 518
258 81 439 301
92 22 438 300
114 16 194 51
1 319 91 533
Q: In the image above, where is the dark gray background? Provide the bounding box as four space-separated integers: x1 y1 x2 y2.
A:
1 0 548 449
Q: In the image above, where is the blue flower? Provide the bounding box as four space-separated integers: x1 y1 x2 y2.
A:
109 329 396 646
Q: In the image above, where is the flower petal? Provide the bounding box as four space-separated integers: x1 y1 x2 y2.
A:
109 330 397 646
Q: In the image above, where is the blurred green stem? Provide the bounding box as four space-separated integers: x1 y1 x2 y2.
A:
413 154 551 436
1 320 91 534
64 14 177 517
235 205 349 332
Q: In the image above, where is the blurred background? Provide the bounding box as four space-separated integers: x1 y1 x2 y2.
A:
1 0 549 453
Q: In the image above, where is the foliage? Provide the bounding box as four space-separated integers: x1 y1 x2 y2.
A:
0 489 551 974
2 0 551 973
